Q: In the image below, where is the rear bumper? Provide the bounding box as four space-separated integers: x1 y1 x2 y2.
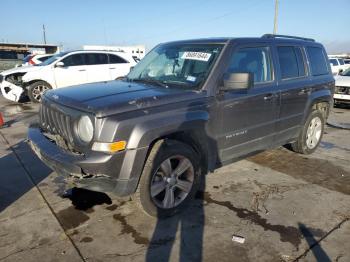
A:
28 124 149 196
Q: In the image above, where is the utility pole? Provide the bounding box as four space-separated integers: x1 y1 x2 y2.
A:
273 0 279 34
42 24 47 44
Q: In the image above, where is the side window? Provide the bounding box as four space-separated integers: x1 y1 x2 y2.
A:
329 58 339 66
227 47 272 83
38 56 52 62
109 54 128 64
85 53 108 65
306 47 329 76
277 46 306 79
62 54 85 66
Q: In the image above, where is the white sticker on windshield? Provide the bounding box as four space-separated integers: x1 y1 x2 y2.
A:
182 52 212 61
186 76 196 82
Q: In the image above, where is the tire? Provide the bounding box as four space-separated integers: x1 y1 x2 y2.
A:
134 139 200 217
290 110 325 154
28 81 52 103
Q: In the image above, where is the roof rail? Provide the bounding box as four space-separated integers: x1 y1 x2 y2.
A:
262 34 315 42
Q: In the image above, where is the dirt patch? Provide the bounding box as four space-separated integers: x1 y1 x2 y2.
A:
248 149 350 195
196 191 326 250
113 213 149 245
80 236 94 243
56 206 90 230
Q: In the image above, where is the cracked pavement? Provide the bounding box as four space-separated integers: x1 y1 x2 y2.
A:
0 96 349 262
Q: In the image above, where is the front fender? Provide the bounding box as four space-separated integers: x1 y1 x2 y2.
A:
127 109 210 149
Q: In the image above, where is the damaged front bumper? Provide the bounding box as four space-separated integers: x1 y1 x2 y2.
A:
0 80 25 102
28 124 148 196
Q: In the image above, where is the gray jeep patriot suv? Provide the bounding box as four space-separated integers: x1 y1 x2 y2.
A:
28 34 334 217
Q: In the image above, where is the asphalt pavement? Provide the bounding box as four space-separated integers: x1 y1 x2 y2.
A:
0 96 349 262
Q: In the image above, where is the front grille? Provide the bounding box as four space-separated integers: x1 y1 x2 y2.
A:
40 103 74 144
335 86 350 95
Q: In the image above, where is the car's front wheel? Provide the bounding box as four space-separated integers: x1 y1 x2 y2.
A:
134 139 200 217
28 81 51 103
291 110 325 154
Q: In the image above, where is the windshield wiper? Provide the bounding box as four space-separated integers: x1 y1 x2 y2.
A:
129 78 169 88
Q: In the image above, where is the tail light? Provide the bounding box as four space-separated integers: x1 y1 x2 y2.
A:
29 58 35 65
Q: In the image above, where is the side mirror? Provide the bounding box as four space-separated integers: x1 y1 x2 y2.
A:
55 61 65 67
221 72 254 91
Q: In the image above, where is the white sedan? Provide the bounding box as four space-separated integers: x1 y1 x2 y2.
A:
334 68 350 105
0 50 137 103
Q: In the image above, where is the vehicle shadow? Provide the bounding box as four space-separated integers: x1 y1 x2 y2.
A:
298 223 331 262
146 178 206 262
145 104 218 261
0 140 52 213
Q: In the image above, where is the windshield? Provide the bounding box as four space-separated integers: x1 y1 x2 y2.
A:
341 68 350 76
127 43 223 89
37 52 69 66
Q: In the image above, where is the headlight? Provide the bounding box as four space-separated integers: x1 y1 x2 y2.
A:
77 115 94 143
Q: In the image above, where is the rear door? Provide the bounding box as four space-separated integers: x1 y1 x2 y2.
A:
108 54 131 79
85 53 111 83
274 45 310 143
217 44 279 162
54 53 88 87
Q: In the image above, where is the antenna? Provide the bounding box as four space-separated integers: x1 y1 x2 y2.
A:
42 24 47 44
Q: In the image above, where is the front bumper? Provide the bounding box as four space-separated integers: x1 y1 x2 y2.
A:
28 124 149 196
0 80 24 102
334 93 350 102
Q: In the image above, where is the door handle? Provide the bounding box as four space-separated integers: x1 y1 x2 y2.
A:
263 93 276 101
78 69 86 72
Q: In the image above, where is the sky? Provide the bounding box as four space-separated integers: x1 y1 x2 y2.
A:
1 0 349 54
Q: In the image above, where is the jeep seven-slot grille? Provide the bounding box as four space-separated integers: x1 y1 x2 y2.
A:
40 103 73 143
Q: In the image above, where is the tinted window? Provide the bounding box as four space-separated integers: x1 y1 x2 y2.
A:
109 54 128 64
85 53 108 65
0 51 17 59
62 54 85 66
227 47 272 83
329 59 339 66
338 59 345 65
277 46 306 79
306 47 329 76
38 55 52 62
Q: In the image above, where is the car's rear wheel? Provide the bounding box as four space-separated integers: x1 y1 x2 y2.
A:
290 110 324 154
28 81 51 103
134 139 200 217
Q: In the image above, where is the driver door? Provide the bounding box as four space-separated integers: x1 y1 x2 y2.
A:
217 44 279 162
54 54 88 88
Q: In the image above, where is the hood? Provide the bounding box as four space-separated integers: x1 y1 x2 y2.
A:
44 80 206 117
0 65 43 76
334 75 350 86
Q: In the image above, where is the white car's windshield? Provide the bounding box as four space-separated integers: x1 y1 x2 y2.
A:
341 68 350 76
127 43 224 89
37 52 69 66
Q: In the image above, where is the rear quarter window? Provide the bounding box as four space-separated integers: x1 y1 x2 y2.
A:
306 47 329 76
277 46 306 79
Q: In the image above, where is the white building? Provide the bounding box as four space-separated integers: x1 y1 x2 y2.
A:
83 45 146 60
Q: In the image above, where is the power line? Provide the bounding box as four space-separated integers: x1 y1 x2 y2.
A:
128 0 264 44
